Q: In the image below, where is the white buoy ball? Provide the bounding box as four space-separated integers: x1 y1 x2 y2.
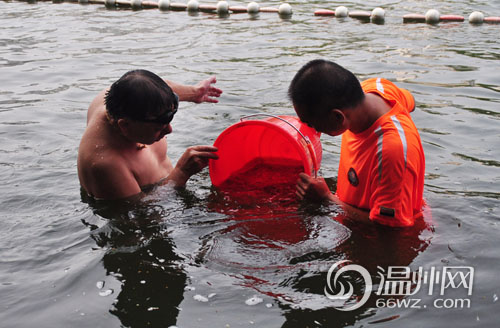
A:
216 1 229 14
371 7 385 20
335 6 348 17
158 0 170 11
278 3 292 16
247 2 259 14
469 11 484 24
187 0 199 11
131 0 142 9
104 0 115 6
425 9 440 24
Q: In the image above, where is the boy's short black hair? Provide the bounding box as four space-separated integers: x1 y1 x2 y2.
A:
105 69 177 121
288 59 365 116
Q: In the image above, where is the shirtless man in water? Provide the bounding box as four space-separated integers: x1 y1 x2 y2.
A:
77 69 222 200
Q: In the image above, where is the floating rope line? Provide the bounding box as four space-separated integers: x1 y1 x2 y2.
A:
314 7 500 25
27 0 293 16
7 1 500 24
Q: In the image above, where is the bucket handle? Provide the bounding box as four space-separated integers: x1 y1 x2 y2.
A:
240 113 319 178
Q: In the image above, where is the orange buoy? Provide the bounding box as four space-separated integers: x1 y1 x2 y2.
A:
199 4 216 12
229 6 247 13
403 13 426 23
440 15 464 22
484 16 500 23
169 2 187 10
314 9 335 16
260 7 279 13
142 1 157 8
349 10 371 19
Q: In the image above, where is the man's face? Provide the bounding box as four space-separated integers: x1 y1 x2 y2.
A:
119 119 172 145
136 93 179 125
121 98 178 145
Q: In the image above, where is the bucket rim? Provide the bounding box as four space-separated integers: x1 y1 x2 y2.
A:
240 113 310 143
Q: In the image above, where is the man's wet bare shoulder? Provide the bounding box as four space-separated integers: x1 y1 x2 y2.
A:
87 88 108 124
78 90 126 197
78 88 174 199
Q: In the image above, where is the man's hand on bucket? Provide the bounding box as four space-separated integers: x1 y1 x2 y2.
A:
167 145 219 187
296 173 333 203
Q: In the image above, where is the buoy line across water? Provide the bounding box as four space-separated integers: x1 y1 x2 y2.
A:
7 0 500 25
38 0 293 16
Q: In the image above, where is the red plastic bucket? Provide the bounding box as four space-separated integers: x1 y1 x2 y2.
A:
209 114 322 187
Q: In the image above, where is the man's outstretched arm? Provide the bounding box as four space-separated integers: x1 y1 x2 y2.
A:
166 76 223 103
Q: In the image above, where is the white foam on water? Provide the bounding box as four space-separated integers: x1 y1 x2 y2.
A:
98 289 113 297
193 294 209 302
245 295 263 306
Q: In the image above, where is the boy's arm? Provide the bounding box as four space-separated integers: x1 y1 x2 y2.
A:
296 173 371 224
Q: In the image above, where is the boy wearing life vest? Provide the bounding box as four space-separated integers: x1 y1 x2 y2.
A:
289 59 425 227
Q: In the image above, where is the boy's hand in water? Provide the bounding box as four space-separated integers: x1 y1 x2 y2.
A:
296 173 333 202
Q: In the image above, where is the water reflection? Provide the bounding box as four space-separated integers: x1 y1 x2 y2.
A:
81 191 186 328
79 169 431 327
279 214 431 327
203 174 432 326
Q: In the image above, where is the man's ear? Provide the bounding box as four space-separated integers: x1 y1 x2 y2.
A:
117 118 130 134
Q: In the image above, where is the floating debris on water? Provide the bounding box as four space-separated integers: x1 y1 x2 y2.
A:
193 294 209 302
184 286 196 291
245 295 263 306
96 281 104 289
208 293 217 298
98 289 114 297
112 272 123 278
147 306 159 311
266 303 273 308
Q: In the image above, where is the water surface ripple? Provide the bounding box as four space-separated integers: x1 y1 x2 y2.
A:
1 1 499 327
